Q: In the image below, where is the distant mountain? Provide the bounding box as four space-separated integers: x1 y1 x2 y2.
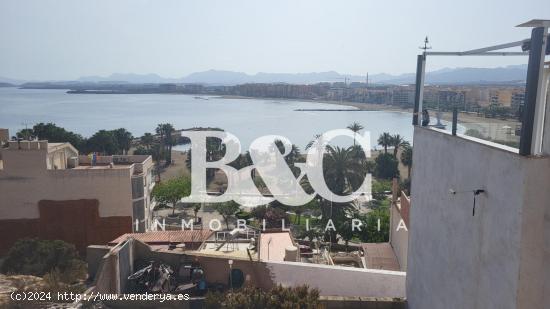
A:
181 70 366 85
6 64 529 86
377 64 527 85
0 76 25 85
79 73 181 84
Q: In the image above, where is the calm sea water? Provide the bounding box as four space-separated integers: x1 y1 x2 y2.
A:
0 87 415 151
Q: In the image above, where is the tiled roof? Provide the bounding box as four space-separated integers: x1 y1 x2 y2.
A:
109 230 213 245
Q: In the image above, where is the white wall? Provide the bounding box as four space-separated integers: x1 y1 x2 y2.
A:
407 127 550 309
390 201 408 271
265 260 406 298
0 148 134 219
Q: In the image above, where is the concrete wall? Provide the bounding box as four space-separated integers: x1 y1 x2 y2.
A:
90 239 406 299
0 164 134 219
0 148 155 220
193 255 405 298
390 194 408 271
407 127 550 309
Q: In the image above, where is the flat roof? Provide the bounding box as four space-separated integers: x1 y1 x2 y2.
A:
109 230 213 246
72 164 130 170
47 142 78 154
260 232 295 262
361 243 400 271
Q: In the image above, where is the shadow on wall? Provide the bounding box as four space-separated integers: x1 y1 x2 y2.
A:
0 199 132 255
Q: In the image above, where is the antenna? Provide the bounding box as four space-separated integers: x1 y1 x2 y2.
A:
21 121 31 131
419 36 432 53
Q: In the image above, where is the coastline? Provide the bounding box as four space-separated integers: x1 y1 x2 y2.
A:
216 94 520 139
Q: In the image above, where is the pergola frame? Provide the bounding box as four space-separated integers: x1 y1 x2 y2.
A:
412 20 550 156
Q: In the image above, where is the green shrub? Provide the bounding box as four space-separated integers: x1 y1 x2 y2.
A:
235 211 251 221
205 285 322 309
1 238 85 278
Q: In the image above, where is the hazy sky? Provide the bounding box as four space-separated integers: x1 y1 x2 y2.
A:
1 0 548 80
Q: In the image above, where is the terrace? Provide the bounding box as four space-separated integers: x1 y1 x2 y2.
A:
406 20 550 309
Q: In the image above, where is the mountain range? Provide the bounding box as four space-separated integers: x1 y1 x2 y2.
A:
1 64 527 86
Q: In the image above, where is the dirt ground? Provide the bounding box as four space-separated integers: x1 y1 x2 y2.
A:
157 150 190 181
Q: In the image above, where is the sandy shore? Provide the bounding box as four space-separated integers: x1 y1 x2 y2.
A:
218 95 520 142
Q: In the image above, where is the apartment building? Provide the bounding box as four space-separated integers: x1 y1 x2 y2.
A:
392 87 415 107
0 136 155 253
490 88 514 107
511 90 526 113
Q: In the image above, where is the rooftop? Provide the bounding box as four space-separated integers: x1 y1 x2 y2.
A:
362 243 401 271
259 231 295 262
196 227 260 260
109 230 213 246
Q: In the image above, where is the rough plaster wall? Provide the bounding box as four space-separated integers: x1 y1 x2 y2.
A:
196 255 406 298
516 158 550 309
0 200 132 254
0 167 133 219
264 261 406 298
390 203 408 271
407 128 526 309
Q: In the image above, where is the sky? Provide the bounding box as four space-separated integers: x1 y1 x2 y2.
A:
0 0 549 81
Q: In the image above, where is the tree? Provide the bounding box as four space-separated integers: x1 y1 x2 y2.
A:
372 179 392 200
86 130 119 155
374 153 400 179
377 132 392 154
251 205 267 221
264 206 290 229
141 133 154 150
359 208 390 243
346 122 364 146
16 128 33 140
1 238 85 277
317 146 367 242
156 123 175 166
214 201 240 230
400 145 413 179
19 123 85 150
390 134 409 157
337 219 356 251
323 146 366 196
112 128 133 155
294 205 305 224
152 177 191 216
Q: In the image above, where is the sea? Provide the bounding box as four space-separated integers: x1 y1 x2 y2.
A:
0 87 419 151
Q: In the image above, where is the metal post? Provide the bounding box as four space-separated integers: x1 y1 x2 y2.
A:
452 108 458 136
520 27 548 156
413 54 426 125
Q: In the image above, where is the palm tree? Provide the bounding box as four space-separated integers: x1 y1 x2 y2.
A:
320 146 366 232
141 133 154 150
323 146 366 195
156 123 175 166
391 134 410 157
113 128 133 155
400 145 413 178
346 122 364 146
155 124 165 160
377 132 392 154
305 134 322 150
